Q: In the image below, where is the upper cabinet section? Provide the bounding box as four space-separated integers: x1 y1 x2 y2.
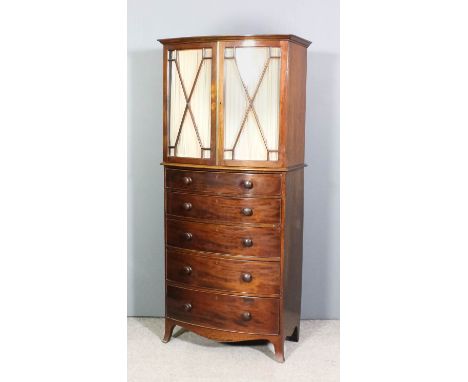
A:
159 35 311 169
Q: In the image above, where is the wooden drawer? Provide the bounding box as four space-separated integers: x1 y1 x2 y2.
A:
165 168 282 196
166 285 279 335
166 248 280 295
166 219 281 258
166 191 281 224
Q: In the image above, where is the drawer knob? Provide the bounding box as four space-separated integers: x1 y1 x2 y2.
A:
183 303 192 312
182 176 192 185
183 265 192 275
241 311 252 321
182 202 192 211
242 180 253 189
242 238 253 247
184 232 193 241
242 273 252 282
241 207 253 216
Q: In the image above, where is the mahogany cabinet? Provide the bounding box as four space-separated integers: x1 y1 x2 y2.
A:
158 34 310 362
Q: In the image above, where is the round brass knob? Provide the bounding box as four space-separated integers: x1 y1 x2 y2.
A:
182 176 192 185
241 311 252 321
242 238 253 247
242 273 252 282
184 232 193 241
182 202 192 211
183 303 192 312
241 207 253 216
242 180 253 189
183 265 192 275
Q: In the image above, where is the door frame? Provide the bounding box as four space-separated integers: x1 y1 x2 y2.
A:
217 39 288 168
163 41 218 165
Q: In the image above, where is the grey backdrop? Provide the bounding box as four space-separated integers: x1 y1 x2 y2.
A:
128 0 339 319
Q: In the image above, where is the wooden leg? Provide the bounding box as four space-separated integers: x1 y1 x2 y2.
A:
271 336 285 363
286 325 300 342
162 319 175 343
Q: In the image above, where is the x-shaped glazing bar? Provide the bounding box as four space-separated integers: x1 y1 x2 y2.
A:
230 56 271 154
173 55 206 151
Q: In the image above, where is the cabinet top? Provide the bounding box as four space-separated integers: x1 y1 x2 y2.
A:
158 34 311 48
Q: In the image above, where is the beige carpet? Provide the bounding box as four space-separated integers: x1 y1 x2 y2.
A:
128 317 339 382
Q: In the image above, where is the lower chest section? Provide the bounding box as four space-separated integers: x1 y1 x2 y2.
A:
164 167 284 336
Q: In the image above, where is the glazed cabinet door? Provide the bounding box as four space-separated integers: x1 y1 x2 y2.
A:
219 41 285 167
163 43 217 164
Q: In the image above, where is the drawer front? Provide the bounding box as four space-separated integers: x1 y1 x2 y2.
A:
166 285 279 335
166 248 280 295
166 219 281 258
165 169 282 196
166 191 281 224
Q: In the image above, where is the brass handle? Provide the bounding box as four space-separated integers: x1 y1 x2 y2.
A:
184 232 193 241
182 202 192 211
182 176 192 185
242 273 252 282
183 303 192 312
183 265 192 275
241 207 253 216
241 311 252 321
242 238 253 247
242 180 253 189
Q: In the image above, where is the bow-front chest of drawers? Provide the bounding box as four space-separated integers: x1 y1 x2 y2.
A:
159 34 310 362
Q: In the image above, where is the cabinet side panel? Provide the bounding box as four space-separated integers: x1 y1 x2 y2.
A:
285 43 307 168
283 169 304 337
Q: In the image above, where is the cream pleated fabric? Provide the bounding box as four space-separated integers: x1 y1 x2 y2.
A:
167 47 280 161
168 49 211 158
224 47 281 161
